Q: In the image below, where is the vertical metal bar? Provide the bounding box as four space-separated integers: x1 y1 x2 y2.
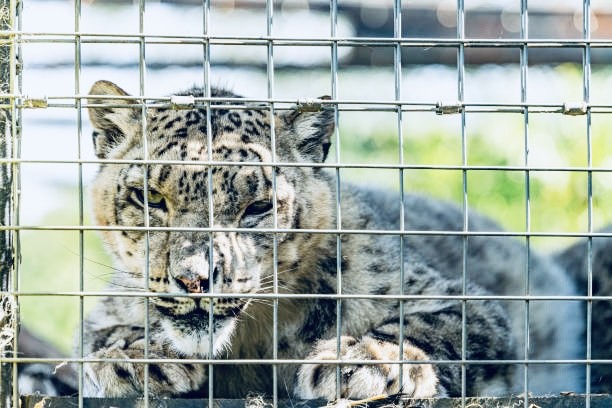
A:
202 0 210 93
203 1 214 407
10 0 20 404
265 1 279 406
0 0 16 405
137 0 150 405
74 0 85 406
456 0 467 405
329 0 342 400
206 106 214 407
582 2 592 407
519 2 530 407
393 0 405 389
204 4 216 408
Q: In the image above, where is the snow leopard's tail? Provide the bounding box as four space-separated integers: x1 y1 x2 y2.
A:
554 226 612 394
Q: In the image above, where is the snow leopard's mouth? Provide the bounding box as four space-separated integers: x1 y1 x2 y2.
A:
157 308 213 331
154 303 244 357
154 297 249 322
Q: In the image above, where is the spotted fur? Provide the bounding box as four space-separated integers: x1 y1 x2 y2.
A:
81 80 595 399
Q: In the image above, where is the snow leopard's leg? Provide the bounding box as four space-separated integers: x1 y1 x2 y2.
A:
83 325 206 397
294 336 438 400
295 265 516 399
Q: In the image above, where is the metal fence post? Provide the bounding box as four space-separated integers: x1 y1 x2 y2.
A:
0 0 15 405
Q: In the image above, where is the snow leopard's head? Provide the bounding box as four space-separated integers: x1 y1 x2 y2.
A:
88 80 334 355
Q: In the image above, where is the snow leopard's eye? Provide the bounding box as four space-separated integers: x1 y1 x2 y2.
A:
131 188 167 210
241 200 273 228
243 200 273 217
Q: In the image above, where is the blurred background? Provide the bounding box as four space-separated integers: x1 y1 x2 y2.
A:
15 0 612 353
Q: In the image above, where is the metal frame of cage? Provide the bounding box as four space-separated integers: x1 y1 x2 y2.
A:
1 0 612 407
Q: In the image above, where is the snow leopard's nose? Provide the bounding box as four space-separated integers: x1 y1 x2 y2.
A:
171 246 214 293
175 275 209 293
173 263 222 293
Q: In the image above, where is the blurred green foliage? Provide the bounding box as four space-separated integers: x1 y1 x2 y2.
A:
337 108 612 244
19 188 110 353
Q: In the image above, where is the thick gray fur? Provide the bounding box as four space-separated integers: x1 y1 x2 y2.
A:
554 227 612 394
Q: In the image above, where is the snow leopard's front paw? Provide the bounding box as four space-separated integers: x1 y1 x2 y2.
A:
83 342 140 397
83 338 205 397
295 336 438 400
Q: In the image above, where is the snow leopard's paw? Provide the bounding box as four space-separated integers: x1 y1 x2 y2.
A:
295 336 438 400
83 334 205 397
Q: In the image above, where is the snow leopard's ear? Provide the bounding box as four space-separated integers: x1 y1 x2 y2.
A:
277 96 335 163
88 80 142 159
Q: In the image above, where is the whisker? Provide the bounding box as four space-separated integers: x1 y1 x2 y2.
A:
92 273 141 287
104 282 145 291
257 284 292 293
250 299 273 307
60 244 131 275
260 266 298 281
239 308 256 320
84 257 130 275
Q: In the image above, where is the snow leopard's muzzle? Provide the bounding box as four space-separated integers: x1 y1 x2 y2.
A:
152 294 251 357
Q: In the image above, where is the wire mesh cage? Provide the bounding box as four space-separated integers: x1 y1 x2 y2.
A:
1 0 612 407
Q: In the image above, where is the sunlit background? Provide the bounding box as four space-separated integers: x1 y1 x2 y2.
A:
16 0 612 352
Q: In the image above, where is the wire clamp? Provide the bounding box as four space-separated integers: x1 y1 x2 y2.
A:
170 95 196 109
22 97 48 109
435 101 463 115
562 102 587 116
296 96 331 113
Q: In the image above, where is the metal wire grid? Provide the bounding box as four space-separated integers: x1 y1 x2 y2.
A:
1 0 612 408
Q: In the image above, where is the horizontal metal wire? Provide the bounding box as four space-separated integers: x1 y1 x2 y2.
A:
1 158 611 173
4 356 612 366
7 98 612 115
7 291 612 301
9 32 612 48
8 94 612 110
10 105 612 115
3 224 612 238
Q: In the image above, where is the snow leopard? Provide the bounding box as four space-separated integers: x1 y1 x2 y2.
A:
37 79 606 399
